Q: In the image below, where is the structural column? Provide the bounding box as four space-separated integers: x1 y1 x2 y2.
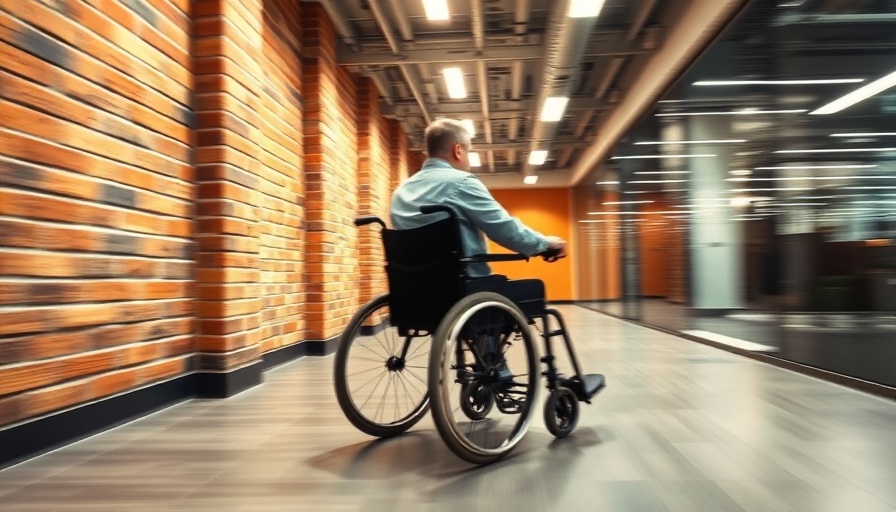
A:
686 117 744 311
301 3 360 347
192 0 266 395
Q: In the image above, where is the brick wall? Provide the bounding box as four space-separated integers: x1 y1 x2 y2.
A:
192 0 306 379
301 3 360 341
0 0 414 431
357 78 391 304
0 0 194 424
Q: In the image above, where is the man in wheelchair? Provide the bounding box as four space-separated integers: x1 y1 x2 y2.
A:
391 118 568 318
333 118 605 465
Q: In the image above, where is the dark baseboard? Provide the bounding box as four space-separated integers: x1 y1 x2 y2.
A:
547 300 577 305
0 374 195 471
304 335 340 356
195 361 264 398
0 336 341 471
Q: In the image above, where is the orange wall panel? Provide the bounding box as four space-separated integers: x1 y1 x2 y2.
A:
487 188 574 301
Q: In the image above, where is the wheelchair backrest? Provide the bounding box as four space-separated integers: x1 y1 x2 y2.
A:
381 216 468 333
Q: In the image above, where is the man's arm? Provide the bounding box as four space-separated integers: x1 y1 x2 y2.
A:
451 175 561 256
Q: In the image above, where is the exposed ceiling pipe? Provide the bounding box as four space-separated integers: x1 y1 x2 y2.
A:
514 0 531 39
387 0 415 44
521 0 600 177
559 0 657 168
312 0 360 50
368 68 395 105
508 0 530 166
313 1 399 105
471 0 495 171
507 61 524 165
368 0 433 124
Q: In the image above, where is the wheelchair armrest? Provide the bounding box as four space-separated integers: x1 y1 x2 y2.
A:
354 216 386 228
464 253 530 263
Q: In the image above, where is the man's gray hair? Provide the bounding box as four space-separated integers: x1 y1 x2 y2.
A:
425 118 472 157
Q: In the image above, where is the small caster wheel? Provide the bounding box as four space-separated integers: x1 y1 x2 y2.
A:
460 381 494 420
544 386 578 438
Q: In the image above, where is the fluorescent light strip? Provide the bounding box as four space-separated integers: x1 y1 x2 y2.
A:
635 139 746 145
528 150 548 165
774 148 896 154
812 69 896 115
596 181 619 185
656 109 806 116
634 171 690 175
755 165 877 170
468 152 481 167
729 175 892 182
629 180 686 184
604 200 654 205
569 0 605 18
732 187 813 192
694 79 863 86
541 97 570 122
831 132 896 137
442 67 467 98
422 0 450 20
612 154 715 159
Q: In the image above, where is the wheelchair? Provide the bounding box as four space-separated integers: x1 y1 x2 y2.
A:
333 205 605 465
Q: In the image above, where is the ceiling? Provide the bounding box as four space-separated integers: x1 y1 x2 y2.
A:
309 0 749 188
592 0 896 206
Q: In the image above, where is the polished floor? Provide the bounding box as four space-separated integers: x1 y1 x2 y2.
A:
1 306 895 511
584 300 896 388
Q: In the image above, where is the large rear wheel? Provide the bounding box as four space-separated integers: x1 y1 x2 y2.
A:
428 292 539 464
334 294 430 437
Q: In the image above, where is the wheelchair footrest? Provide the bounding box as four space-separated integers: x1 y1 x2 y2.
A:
560 374 605 403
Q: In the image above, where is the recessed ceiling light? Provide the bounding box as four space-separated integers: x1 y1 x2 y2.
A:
422 0 449 21
540 97 570 122
442 67 467 99
528 150 548 165
469 152 481 167
523 175 538 185
569 0 605 18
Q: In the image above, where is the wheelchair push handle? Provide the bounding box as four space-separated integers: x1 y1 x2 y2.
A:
420 204 456 217
354 216 386 228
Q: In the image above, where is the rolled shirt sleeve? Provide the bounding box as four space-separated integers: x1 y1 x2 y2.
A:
450 175 549 257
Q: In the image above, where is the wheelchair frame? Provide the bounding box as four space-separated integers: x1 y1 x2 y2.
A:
333 205 605 464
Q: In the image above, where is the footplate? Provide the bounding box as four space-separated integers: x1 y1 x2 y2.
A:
560 374 606 403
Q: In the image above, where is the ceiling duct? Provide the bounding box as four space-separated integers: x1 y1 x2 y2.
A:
521 1 600 176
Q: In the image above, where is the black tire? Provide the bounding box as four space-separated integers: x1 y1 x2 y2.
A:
429 292 539 465
460 381 494 420
334 294 430 437
544 386 578 439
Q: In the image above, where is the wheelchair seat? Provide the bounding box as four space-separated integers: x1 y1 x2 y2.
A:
382 216 512 334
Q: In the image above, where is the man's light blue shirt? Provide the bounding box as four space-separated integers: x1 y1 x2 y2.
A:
390 158 549 277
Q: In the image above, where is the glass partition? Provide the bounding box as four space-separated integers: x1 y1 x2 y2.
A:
574 0 896 388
